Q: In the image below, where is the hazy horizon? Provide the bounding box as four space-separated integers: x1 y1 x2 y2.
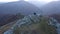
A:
0 0 59 2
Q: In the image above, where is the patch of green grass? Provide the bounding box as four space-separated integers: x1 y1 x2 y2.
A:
38 17 57 34
13 16 57 34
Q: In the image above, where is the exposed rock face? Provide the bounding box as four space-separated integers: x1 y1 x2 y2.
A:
3 14 58 34
48 17 60 34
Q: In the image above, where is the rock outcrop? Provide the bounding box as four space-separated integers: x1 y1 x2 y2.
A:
0 14 58 34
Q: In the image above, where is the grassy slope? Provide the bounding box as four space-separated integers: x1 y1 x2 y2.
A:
0 13 24 26
0 13 24 34
13 17 57 34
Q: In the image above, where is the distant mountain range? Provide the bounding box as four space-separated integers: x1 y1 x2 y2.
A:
0 1 41 15
0 2 7 4
0 1 42 26
27 1 47 8
0 1 60 26
41 1 60 23
41 1 60 15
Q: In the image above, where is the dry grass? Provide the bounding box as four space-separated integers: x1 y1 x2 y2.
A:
13 17 57 34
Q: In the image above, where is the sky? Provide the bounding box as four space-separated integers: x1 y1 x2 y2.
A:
0 0 59 2
0 0 18 2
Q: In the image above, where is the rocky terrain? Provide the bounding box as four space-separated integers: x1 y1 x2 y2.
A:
0 1 60 34
0 14 59 34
